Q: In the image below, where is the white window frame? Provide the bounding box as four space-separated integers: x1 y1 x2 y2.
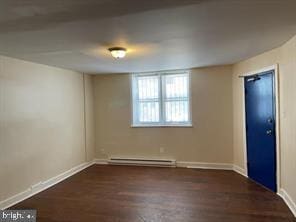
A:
131 70 192 127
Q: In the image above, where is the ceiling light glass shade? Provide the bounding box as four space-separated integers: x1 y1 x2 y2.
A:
109 47 127 59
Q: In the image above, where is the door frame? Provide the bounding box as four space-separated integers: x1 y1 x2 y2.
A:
241 64 281 193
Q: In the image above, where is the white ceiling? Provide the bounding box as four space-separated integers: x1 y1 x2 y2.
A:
0 0 296 74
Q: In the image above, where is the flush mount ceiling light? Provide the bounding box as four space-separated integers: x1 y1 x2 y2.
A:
108 47 127 59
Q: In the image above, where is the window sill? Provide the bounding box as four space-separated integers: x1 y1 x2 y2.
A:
131 124 193 128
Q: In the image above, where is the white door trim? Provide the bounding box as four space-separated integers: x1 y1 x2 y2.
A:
241 64 281 192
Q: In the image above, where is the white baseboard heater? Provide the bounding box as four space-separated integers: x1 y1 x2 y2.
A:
108 157 176 167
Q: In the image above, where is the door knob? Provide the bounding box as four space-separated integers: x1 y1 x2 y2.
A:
266 130 272 135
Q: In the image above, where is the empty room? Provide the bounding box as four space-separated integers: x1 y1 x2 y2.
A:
1 0 296 221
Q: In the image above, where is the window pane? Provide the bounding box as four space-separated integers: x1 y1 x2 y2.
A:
165 101 189 122
164 74 188 99
137 76 159 100
139 102 160 123
132 71 191 126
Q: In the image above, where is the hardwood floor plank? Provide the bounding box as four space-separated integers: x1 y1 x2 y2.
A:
10 165 296 222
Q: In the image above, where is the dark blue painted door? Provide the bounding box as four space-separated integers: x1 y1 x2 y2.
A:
244 71 277 192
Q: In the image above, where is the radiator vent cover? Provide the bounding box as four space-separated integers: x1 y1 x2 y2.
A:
108 157 176 167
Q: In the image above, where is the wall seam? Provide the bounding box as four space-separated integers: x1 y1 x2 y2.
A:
83 73 88 162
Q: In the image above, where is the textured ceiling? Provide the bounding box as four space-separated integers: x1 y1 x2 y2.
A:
0 0 295 74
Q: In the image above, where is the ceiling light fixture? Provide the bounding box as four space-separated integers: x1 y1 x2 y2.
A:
108 47 127 59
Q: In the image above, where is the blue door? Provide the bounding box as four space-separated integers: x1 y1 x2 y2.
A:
244 71 277 192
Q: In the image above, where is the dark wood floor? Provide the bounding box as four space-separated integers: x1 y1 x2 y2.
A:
12 165 295 222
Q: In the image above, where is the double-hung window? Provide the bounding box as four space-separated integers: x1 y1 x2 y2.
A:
132 70 191 127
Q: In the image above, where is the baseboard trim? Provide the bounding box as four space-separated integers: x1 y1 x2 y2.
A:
176 161 233 170
278 189 296 217
0 161 93 210
93 159 109 165
233 165 248 177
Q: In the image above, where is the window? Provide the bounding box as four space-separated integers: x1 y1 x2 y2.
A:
132 70 191 127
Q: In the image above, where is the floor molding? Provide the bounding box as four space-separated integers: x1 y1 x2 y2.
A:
0 161 93 210
176 161 233 170
233 165 248 177
278 189 296 217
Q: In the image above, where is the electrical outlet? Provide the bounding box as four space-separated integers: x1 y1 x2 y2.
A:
159 147 165 153
100 148 105 154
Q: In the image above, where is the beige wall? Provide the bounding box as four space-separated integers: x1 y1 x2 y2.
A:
233 35 296 205
94 66 233 163
0 55 95 202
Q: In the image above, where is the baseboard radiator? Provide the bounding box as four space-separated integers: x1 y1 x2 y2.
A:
108 157 176 167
